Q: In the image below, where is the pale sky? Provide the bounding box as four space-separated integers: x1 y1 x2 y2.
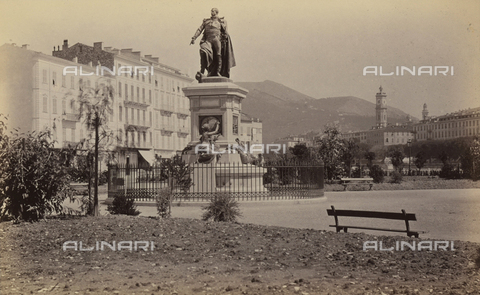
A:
1 0 479 118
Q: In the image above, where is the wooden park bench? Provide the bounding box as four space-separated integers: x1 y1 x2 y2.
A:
326 205 421 238
340 178 374 191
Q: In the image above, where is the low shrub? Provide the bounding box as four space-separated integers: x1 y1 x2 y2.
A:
79 189 94 216
155 188 173 218
263 170 277 185
202 193 242 222
390 171 403 183
439 164 462 179
107 194 140 216
0 128 74 222
369 165 384 183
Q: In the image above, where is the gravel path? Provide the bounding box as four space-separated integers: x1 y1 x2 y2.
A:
108 188 480 243
77 188 480 242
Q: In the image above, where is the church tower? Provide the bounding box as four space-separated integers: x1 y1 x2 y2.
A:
422 103 429 121
375 86 387 128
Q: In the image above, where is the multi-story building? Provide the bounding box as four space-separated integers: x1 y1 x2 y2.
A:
274 135 311 149
0 43 93 150
365 125 414 146
341 131 368 144
413 104 480 141
0 41 194 166
239 112 262 147
340 125 413 146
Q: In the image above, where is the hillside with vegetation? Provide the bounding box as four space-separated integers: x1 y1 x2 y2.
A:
237 80 416 143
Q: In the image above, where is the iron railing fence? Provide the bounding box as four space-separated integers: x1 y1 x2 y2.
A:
108 159 324 202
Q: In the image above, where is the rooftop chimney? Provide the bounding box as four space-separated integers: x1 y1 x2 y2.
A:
132 51 141 59
63 40 69 51
93 42 103 51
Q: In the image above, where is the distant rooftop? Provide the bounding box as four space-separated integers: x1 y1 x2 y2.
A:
51 39 189 78
241 112 262 122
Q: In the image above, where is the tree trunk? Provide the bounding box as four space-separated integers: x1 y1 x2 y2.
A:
88 153 92 215
94 115 99 216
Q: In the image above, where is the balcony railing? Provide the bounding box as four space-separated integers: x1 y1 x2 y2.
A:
124 100 149 108
160 103 174 113
162 123 175 132
176 107 190 118
122 140 153 149
124 119 150 131
62 112 80 122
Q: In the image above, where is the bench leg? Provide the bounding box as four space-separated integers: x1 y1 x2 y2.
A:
369 184 373 190
343 227 348 233
343 185 347 191
407 232 419 238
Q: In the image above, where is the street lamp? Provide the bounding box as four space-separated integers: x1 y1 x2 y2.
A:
407 139 412 175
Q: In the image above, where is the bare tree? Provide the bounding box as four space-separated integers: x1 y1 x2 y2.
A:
74 78 115 216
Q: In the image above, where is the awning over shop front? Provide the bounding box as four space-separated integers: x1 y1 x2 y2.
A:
138 150 156 166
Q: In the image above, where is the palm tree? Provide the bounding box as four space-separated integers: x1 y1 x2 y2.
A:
75 78 115 216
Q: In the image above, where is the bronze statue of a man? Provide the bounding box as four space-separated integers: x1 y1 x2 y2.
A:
190 8 236 79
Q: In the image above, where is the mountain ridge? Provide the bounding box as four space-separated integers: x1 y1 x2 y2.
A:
235 80 416 143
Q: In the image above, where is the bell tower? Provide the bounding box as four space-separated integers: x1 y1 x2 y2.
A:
375 86 387 128
422 103 429 121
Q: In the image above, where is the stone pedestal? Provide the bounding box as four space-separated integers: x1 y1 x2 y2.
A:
215 165 268 192
182 77 267 193
182 76 249 164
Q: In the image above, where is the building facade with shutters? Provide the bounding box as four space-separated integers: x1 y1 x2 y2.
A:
413 104 480 142
239 112 262 147
0 43 93 150
0 41 194 166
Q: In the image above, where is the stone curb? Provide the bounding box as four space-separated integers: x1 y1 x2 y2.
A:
102 195 327 207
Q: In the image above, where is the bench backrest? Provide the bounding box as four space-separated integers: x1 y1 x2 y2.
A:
327 207 416 221
340 178 374 181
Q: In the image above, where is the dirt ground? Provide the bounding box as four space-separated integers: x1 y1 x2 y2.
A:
1 215 479 295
